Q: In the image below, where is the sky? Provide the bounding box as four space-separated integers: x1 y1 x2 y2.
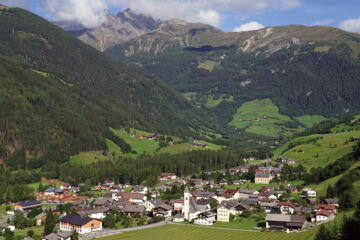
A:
1 0 360 33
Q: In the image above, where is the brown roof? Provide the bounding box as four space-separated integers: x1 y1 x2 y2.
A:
123 204 145 213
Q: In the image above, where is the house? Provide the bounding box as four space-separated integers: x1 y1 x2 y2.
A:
41 231 71 240
123 205 145 217
132 185 148 194
236 188 259 199
14 200 41 211
173 198 184 211
266 214 306 230
173 214 184 222
255 171 272 184
194 211 216 225
0 223 15 232
182 187 201 221
323 198 339 207
302 188 316 197
240 198 258 211
160 173 177 181
118 192 146 204
194 192 216 200
59 215 102 234
315 204 337 213
78 207 109 219
260 202 277 213
314 210 334 223
153 204 173 218
35 212 47 226
294 207 312 215
45 187 64 196
277 202 296 214
286 185 298 193
216 201 249 222
144 199 165 212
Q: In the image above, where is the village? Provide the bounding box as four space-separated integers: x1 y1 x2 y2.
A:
0 158 339 240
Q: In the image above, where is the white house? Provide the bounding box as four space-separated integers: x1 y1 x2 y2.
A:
302 188 316 197
78 207 109 219
315 210 333 223
0 223 15 232
194 212 216 225
173 214 184 222
144 199 165 212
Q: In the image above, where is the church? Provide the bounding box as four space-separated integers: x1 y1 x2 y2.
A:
182 187 201 221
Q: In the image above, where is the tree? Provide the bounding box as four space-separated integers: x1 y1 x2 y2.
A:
71 230 79 240
341 200 360 240
4 228 14 240
13 210 26 229
27 230 34 238
103 214 116 228
242 210 251 218
44 210 56 235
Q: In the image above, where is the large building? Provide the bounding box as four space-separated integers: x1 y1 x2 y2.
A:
14 200 41 211
255 171 272 184
59 215 102 234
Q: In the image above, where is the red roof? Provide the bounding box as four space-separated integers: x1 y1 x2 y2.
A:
224 189 238 195
316 204 336 211
277 201 296 208
316 209 332 217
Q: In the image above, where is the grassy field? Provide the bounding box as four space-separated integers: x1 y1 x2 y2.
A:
97 224 318 240
0 226 45 240
295 115 327 128
27 180 57 192
204 94 233 108
228 99 302 137
0 204 11 216
70 151 107 164
273 130 360 169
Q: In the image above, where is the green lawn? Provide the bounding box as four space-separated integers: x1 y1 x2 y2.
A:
295 115 327 128
27 180 51 192
214 216 264 230
273 130 360 169
97 224 319 240
204 94 233 108
228 99 302 137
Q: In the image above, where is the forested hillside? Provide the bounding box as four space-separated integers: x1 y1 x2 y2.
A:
107 21 360 137
0 6 211 170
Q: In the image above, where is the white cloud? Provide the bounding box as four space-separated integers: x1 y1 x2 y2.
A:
40 0 108 28
312 19 333 26
38 0 301 28
196 10 220 27
339 17 360 34
0 0 29 9
233 21 265 32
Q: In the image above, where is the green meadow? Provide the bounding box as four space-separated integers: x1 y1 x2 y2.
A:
97 224 318 240
295 115 327 128
228 99 301 137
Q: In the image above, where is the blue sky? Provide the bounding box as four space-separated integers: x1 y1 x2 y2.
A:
2 0 360 33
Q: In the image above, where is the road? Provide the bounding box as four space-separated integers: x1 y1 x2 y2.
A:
81 219 170 240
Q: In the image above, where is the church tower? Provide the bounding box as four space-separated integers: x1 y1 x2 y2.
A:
182 186 191 220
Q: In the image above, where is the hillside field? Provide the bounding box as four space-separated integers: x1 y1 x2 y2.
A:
273 130 360 169
70 128 221 164
97 224 318 240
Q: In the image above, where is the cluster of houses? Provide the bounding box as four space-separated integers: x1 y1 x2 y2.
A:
3 163 341 238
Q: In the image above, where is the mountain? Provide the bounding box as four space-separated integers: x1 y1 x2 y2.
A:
0 6 209 169
56 9 162 52
105 20 360 137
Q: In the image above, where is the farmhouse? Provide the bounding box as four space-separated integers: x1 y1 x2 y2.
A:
144 199 165 212
59 215 102 234
217 201 249 222
314 210 334 223
266 214 306 230
277 202 296 214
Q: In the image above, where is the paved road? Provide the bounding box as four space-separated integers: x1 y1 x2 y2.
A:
81 220 170 240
